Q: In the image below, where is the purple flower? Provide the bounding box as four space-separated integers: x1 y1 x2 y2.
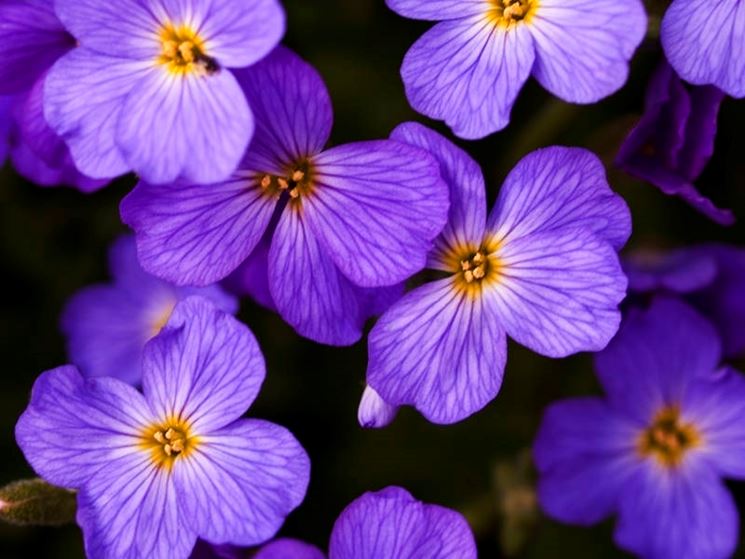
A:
44 0 285 184
61 235 237 385
624 244 745 359
121 48 448 345
0 0 107 191
386 0 647 139
661 0 745 99
616 60 733 225
366 123 630 424
255 487 476 559
16 296 310 559
534 297 745 559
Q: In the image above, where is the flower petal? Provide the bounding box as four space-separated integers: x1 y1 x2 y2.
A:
529 0 646 102
357 385 399 429
661 0 745 98
306 140 449 287
390 122 486 269
491 228 626 358
489 147 631 251
118 69 252 184
401 15 535 139
44 49 146 178
173 419 309 546
534 398 639 525
142 297 265 432
15 365 152 489
121 173 275 286
385 0 491 21
256 538 325 559
367 279 507 424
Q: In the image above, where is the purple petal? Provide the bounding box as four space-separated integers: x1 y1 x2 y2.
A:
529 0 646 102
390 122 486 269
121 174 275 286
401 15 535 139
117 69 252 184
0 96 13 165
222 233 277 312
594 297 721 424
615 461 738 559
15 365 152 489
77 460 197 559
357 385 399 429
489 147 631 251
256 538 325 559
0 0 73 94
268 209 370 346
677 85 726 179
306 140 449 287
329 486 477 559
142 297 265 433
661 0 745 98
235 46 333 170
367 279 507 424
623 247 718 294
173 419 309 546
490 228 626 357
534 398 638 525
44 48 144 178
385 0 488 21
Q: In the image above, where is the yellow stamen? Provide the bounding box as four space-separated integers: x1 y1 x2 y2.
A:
157 23 219 77
141 418 196 469
487 0 538 27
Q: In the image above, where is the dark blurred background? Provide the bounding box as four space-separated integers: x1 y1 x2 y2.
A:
1 1 744 557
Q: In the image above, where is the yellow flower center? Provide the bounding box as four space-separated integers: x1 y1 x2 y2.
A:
446 243 502 297
487 0 538 27
637 406 701 468
158 23 219 76
141 418 196 469
258 160 315 206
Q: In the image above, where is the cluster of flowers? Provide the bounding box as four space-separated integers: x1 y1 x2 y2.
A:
2 0 743 557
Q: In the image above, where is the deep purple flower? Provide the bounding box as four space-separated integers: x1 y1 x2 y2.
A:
624 244 745 359
616 61 733 225
365 122 630 424
16 296 310 559
121 48 448 346
534 297 745 559
44 0 285 184
386 0 647 139
661 0 745 99
0 0 107 191
61 235 237 385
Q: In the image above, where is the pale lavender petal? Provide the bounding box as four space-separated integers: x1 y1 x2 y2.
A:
306 140 449 287
142 297 265 433
368 279 507 424
357 385 399 429
118 69 252 184
390 122 486 269
529 0 646 102
173 419 309 546
490 228 626 357
385 0 490 21
256 538 325 559
661 0 745 98
401 15 535 139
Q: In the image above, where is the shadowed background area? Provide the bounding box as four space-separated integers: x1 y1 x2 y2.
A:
1 0 744 557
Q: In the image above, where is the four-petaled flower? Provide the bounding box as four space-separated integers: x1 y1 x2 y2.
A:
16 296 310 559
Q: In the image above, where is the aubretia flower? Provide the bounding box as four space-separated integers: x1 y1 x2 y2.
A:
61 235 237 385
122 48 448 345
616 61 733 225
386 0 647 139
16 296 310 559
624 244 745 359
366 123 630 424
534 298 745 559
44 0 285 184
661 0 745 99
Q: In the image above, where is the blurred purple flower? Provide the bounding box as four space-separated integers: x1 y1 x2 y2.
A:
256 538 325 559
616 61 732 225
661 0 745 99
534 297 745 559
366 123 630 424
61 235 237 385
122 48 447 345
386 0 647 139
0 0 107 190
17 297 310 559
44 0 285 184
624 244 745 359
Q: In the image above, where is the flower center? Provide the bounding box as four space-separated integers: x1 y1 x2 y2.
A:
447 244 502 296
460 251 489 284
488 0 537 26
637 406 701 468
141 419 195 469
258 160 315 205
158 23 219 76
